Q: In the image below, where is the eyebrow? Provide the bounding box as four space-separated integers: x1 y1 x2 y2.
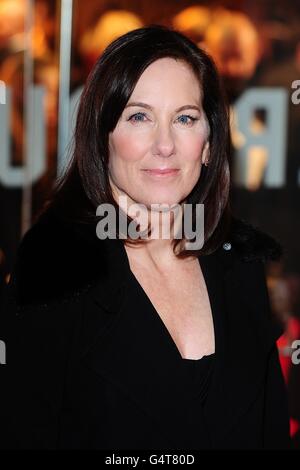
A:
124 101 201 113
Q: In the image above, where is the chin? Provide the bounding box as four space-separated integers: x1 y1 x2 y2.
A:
123 188 186 210
142 197 184 210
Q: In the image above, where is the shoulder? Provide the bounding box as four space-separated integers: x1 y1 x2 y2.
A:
8 208 110 308
225 216 283 264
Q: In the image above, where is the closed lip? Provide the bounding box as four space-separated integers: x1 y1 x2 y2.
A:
142 168 179 174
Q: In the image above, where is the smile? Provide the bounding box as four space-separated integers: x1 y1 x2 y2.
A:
142 169 180 178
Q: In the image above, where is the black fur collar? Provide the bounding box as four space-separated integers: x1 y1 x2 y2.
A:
9 208 283 308
228 216 283 263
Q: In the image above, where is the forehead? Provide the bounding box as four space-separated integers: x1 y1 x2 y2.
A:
130 57 202 103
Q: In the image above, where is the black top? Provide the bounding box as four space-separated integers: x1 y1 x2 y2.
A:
182 353 215 403
127 266 216 449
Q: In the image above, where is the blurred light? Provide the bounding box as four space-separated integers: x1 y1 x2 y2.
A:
80 10 144 61
204 8 260 79
172 6 211 37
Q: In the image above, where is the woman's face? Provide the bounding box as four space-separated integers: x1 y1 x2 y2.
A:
108 57 210 209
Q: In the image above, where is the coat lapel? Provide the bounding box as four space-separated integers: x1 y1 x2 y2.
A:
202 247 267 446
203 244 283 446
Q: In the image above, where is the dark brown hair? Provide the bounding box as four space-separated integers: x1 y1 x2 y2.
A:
46 24 233 257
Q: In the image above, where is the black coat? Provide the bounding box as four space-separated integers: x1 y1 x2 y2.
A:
0 209 291 449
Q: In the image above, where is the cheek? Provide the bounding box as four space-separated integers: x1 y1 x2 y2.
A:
109 129 146 163
181 134 207 163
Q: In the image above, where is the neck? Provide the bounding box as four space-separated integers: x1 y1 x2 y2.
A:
110 185 191 271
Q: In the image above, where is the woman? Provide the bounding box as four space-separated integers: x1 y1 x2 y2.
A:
0 25 291 449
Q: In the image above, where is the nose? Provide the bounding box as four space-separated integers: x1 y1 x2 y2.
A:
151 122 176 158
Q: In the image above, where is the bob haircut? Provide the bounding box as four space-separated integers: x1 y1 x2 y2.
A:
46 24 233 258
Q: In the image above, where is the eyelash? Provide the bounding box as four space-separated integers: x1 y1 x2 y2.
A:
127 112 199 125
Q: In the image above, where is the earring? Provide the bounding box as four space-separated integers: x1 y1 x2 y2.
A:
204 159 209 167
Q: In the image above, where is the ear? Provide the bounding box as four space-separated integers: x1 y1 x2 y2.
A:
201 140 210 165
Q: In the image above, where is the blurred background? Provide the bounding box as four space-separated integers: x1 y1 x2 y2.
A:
0 0 300 448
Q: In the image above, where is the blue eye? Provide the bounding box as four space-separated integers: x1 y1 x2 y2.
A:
177 114 198 125
128 112 147 122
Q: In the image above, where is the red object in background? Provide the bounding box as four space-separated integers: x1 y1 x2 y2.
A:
277 316 300 439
